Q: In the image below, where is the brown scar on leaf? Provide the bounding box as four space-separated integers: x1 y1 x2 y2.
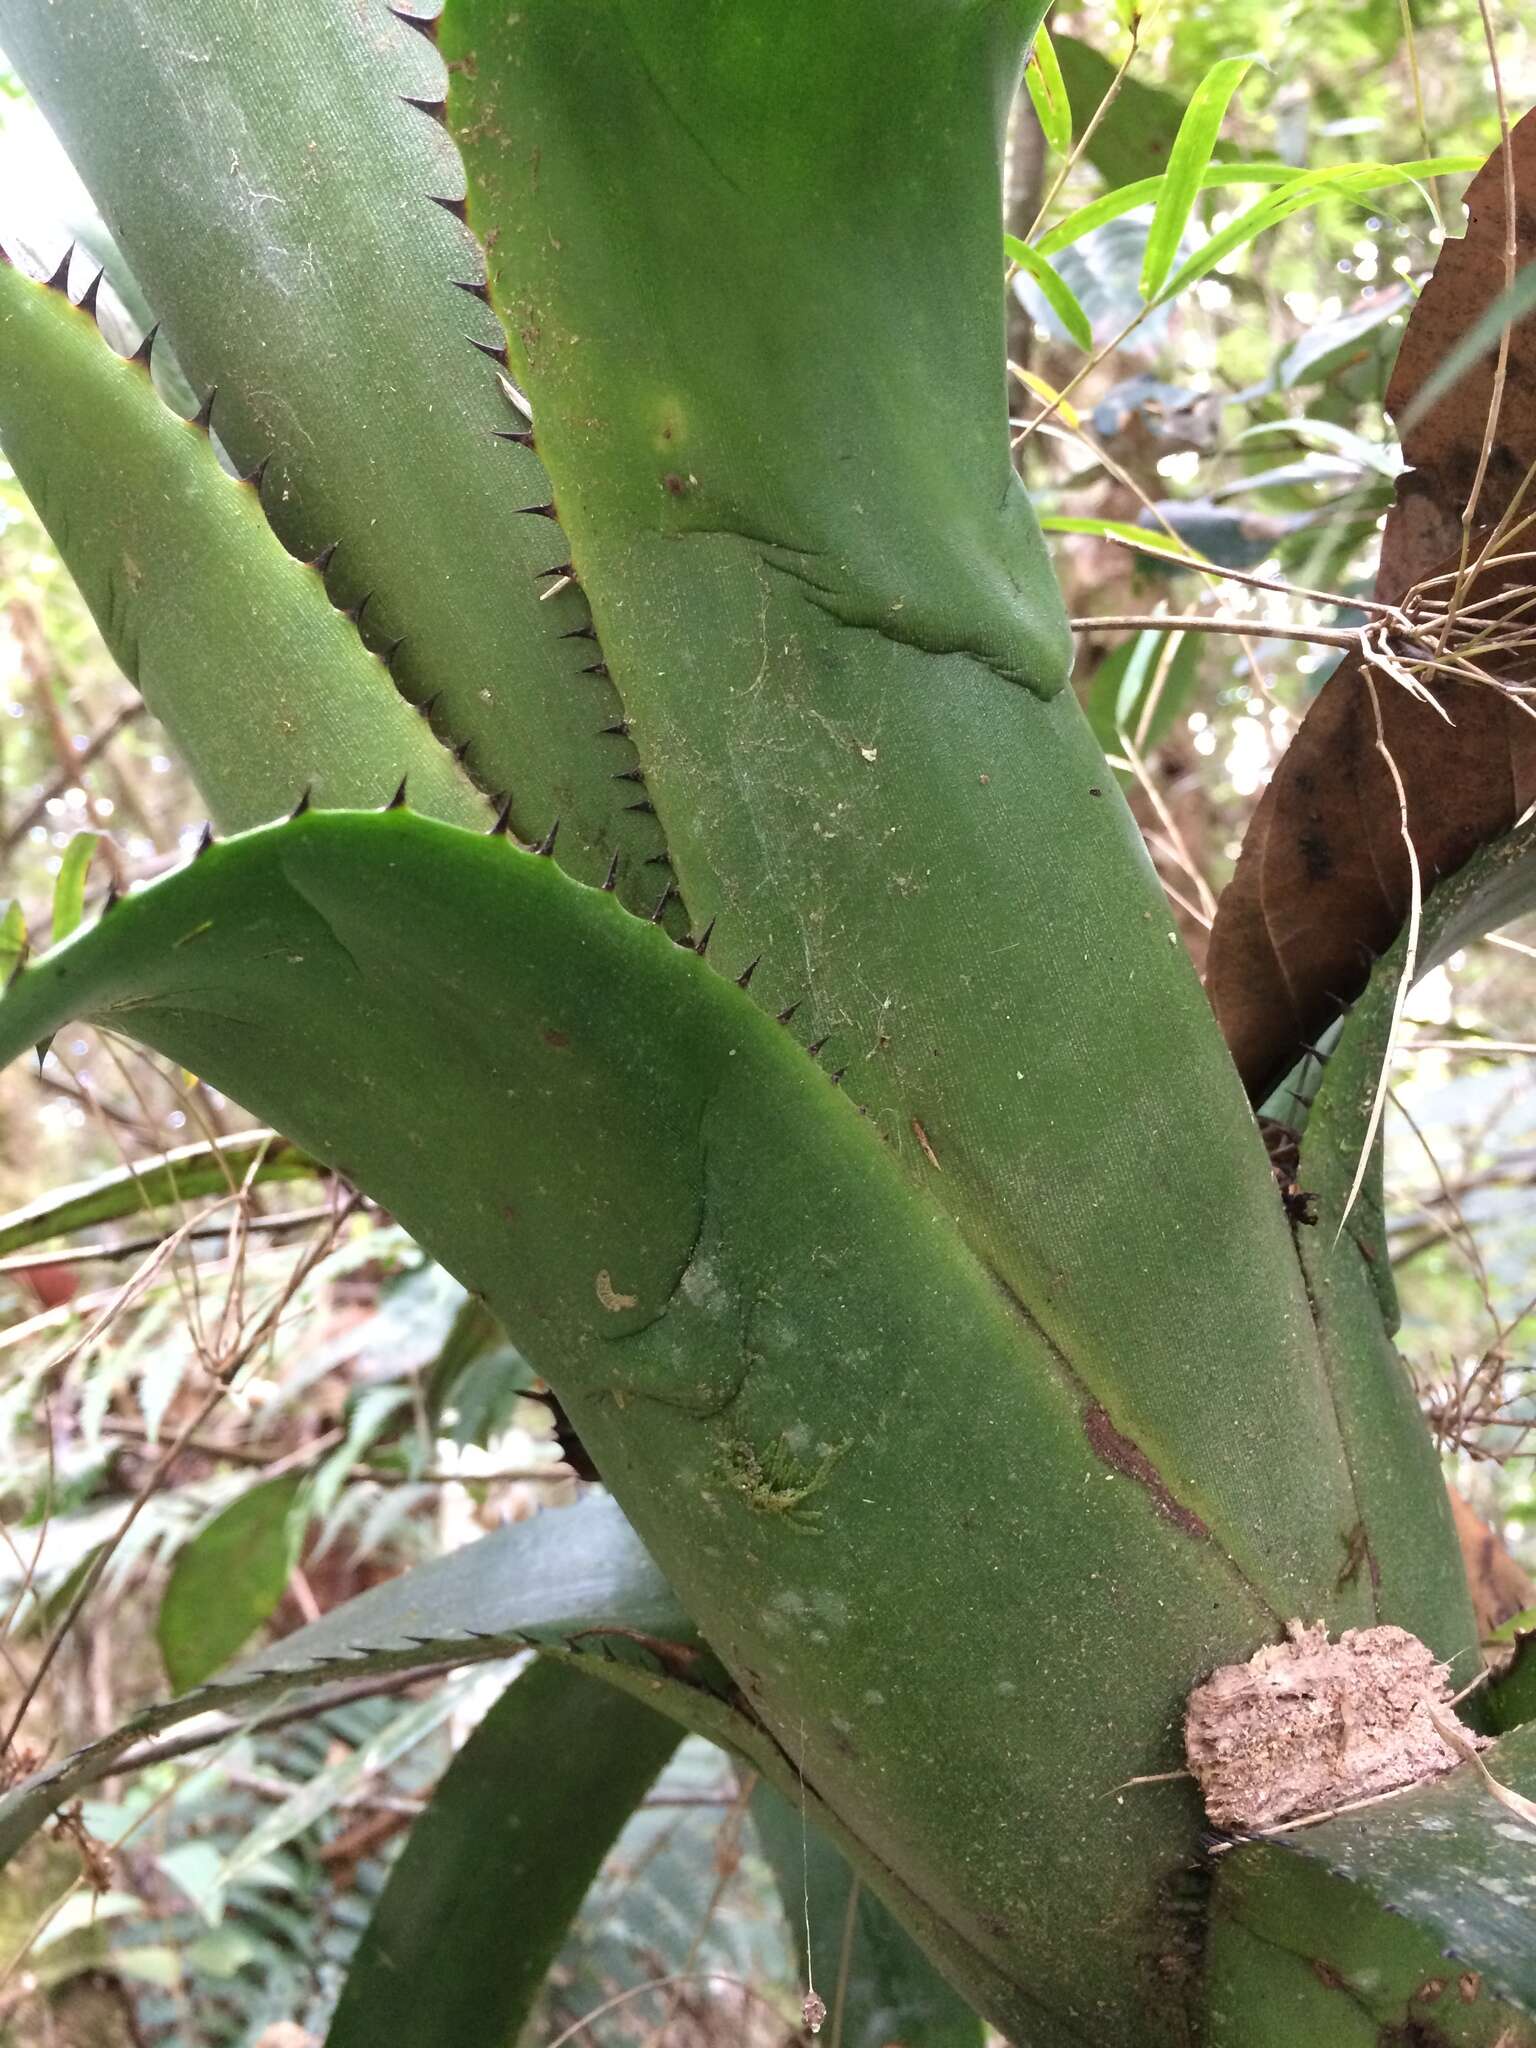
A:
595 1269 638 1312
912 1118 942 1171
1083 1401 1210 1540
1336 1517 1381 1592
563 1626 700 1683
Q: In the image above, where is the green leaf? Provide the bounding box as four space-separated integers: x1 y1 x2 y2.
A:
1037 157 1477 263
750 1782 983 2048
1039 513 1205 562
1024 26 1072 159
216 1682 463 1902
1084 629 1203 758
0 251 488 834
436 35 1455 1912
0 806 1473 2040
0 1493 692 1864
1152 160 1459 309
1206 1822 1536 2044
327 1663 680 2048
50 832 98 946
1005 233 1093 349
0 901 27 982
0 1132 319 1261
1214 1719 1536 2026
2 0 667 899
1286 821 1536 1638
1140 57 1256 299
156 1472 308 1691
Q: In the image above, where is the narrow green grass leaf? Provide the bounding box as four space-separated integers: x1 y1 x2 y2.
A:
0 1133 317 1261
1039 514 1205 561
1140 57 1256 299
50 832 99 946
327 1664 679 2048
156 1473 307 1692
1024 26 1072 159
1153 161 1461 309
0 902 26 982
1005 234 1093 348
1038 156 1478 260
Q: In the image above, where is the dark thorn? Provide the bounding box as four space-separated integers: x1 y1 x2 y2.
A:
516 501 559 521
649 884 676 923
452 276 492 305
417 692 441 721
77 268 104 318
625 799 656 816
489 793 517 836
194 821 216 859
806 1036 829 1059
428 193 469 223
536 819 559 857
735 956 761 989
309 540 340 576
242 453 270 493
399 93 447 124
388 4 439 42
101 882 122 917
777 1001 801 1026
582 660 611 680
5 942 29 991
386 778 409 811
43 246 73 294
829 1068 847 1086
130 321 159 367
192 386 217 432
35 1039 53 1076
601 851 621 891
598 720 631 738
342 592 373 629
288 785 313 821
468 335 510 365
1298 1042 1332 1065
561 622 598 642
690 917 716 957
536 562 574 582
612 768 646 785
492 427 536 450
644 851 673 868
453 737 472 765
381 637 407 669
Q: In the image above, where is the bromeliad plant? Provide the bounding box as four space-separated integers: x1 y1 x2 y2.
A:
3 2 1536 2042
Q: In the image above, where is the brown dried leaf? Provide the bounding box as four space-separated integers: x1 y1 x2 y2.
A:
1208 113 1536 1099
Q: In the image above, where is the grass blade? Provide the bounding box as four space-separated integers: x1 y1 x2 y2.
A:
1024 25 1072 159
1005 233 1093 348
1140 56 1256 298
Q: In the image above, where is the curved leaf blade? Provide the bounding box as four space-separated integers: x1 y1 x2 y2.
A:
0 805 1471 2040
1 0 667 894
1005 233 1093 349
0 1493 689 1864
1139 57 1255 299
0 1133 319 1262
0 250 487 832
156 1473 308 1692
326 1662 680 2048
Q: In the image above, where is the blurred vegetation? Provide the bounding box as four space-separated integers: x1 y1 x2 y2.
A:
0 0 1534 2040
